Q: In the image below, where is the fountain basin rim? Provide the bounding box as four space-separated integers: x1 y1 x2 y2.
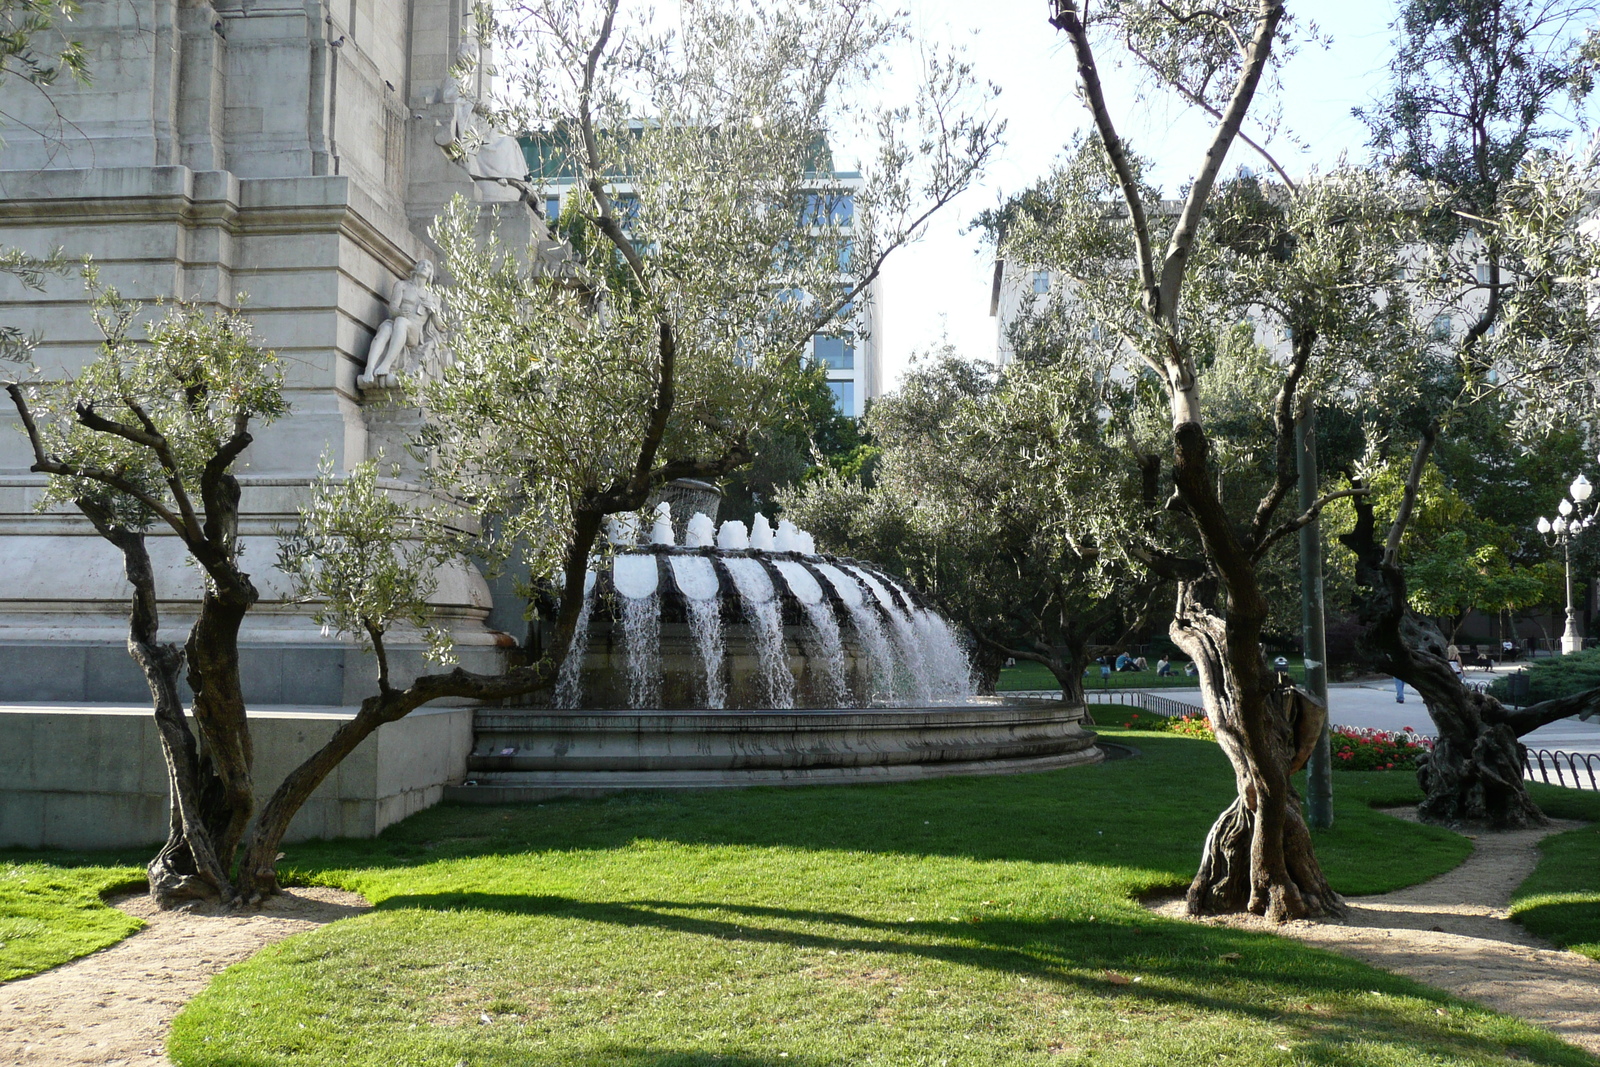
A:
477 700 1085 728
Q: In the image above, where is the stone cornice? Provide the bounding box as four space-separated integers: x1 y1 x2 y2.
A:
0 166 422 276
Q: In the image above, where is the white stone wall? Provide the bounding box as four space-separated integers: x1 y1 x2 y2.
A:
0 0 534 702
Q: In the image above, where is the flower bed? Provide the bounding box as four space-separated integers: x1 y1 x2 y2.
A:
1095 708 1431 772
1330 725 1432 771
1168 714 1215 740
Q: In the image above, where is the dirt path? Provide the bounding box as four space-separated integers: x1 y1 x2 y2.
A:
0 887 369 1066
1156 811 1600 1057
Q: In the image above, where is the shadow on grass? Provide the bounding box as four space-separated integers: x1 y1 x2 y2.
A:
186 1047 827 1067
356 891 1585 1066
272 734 1470 908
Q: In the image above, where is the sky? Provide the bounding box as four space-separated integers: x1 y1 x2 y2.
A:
853 1 1405 391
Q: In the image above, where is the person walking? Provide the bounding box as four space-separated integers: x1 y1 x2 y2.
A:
1394 676 1405 703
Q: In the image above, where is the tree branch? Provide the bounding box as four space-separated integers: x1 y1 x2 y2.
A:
8 384 192 533
1050 2 1160 313
1156 0 1286 328
1253 488 1370 562
1384 422 1438 568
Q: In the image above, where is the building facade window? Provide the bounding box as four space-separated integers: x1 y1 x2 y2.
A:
545 196 561 222
805 193 854 226
1431 314 1453 339
814 334 854 370
1476 262 1492 284
828 380 855 414
1032 270 1050 294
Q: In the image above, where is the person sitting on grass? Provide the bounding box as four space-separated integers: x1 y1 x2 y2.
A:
1133 655 1149 671
1156 655 1173 676
1184 661 1198 677
1115 652 1134 671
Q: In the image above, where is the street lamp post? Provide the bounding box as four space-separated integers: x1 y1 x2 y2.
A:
1537 473 1595 655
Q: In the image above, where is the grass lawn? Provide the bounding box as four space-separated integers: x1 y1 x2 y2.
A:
0 855 146 982
998 657 1309 692
4 730 1594 1065
1509 789 1600 961
152 732 1596 1067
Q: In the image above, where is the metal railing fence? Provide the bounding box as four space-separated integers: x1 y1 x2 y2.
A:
1523 748 1600 791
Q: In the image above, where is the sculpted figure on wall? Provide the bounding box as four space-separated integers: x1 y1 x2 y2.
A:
437 14 530 200
358 259 448 390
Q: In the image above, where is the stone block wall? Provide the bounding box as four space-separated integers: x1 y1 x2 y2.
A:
0 704 474 849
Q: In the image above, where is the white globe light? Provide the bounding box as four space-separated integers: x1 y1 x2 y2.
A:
1554 516 1569 534
1572 474 1593 503
1560 498 1574 517
1539 516 1552 534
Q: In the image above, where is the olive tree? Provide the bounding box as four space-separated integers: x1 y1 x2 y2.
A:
420 0 1001 670
5 293 552 905
1341 0 1600 828
992 0 1471 919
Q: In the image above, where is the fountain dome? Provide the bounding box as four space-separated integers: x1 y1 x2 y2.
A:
554 511 976 711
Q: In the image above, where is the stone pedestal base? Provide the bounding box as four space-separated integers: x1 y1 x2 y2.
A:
0 704 474 849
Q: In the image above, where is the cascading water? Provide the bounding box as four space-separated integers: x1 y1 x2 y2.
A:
554 571 597 709
813 561 898 703
913 609 976 698
847 565 934 704
723 556 795 709
614 552 662 709
669 554 726 709
773 559 850 707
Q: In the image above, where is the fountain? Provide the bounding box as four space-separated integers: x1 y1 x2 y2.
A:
450 496 1102 800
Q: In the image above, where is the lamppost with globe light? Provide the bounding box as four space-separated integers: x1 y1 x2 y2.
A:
1537 472 1595 655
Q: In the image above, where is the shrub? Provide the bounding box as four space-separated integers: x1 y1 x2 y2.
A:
1487 648 1600 705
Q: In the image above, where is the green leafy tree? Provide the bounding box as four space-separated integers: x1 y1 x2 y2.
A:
421 0 1000 671
7 290 287 904
1327 461 1558 642
6 293 553 906
784 347 1162 700
999 115 1429 918
1341 0 1600 829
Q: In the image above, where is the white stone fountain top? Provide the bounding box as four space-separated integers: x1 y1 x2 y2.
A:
612 553 659 600
771 560 824 606
667 555 720 602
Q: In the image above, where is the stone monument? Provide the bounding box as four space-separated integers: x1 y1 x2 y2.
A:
0 0 558 704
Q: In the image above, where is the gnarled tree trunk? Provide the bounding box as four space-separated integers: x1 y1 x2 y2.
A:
1171 582 1341 919
73 501 241 905
1341 479 1575 829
